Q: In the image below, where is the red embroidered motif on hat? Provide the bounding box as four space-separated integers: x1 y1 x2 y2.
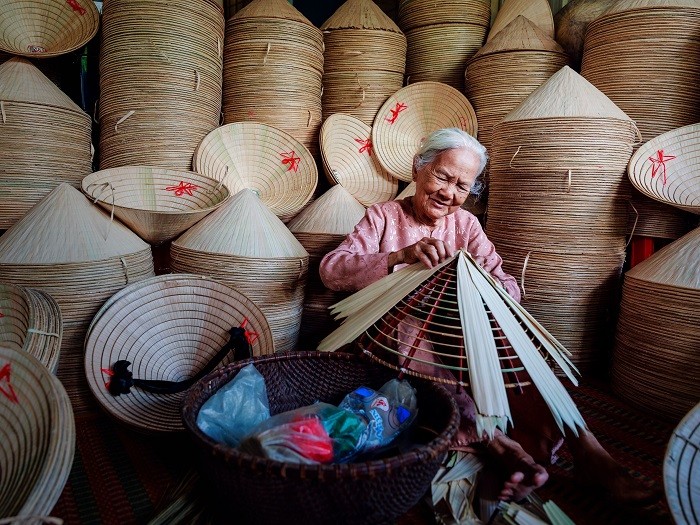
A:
281 151 301 172
0 363 19 404
386 102 407 125
101 367 114 390
66 0 87 15
355 138 372 155
240 317 259 345
649 149 676 186
165 181 198 197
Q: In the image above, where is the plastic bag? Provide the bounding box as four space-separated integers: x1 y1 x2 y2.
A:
196 363 270 447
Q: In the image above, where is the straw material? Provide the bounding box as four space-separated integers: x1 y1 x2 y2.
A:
603 0 700 14
664 402 700 525
98 0 224 171
287 185 366 238
612 227 700 421
553 0 617 69
81 167 231 244
84 274 274 433
233 0 313 25
487 0 554 42
628 123 700 215
224 0 253 19
398 0 492 31
171 189 309 353
192 122 317 220
372 82 478 182
319 114 398 205
0 0 99 57
0 284 62 374
0 345 75 519
321 0 402 32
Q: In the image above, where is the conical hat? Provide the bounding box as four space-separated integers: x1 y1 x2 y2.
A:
625 226 700 290
474 15 564 58
487 0 554 42
172 189 308 258
233 0 314 26
664 402 700 525
287 185 366 235
604 0 700 14
0 0 99 57
0 57 84 114
501 66 633 123
0 184 150 265
321 0 403 33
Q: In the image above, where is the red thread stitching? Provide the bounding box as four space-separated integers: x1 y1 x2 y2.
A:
648 149 676 186
165 181 198 196
281 151 301 172
386 102 407 124
0 363 19 403
240 317 259 345
355 138 372 155
66 0 87 15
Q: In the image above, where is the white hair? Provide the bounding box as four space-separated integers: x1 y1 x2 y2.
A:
413 128 488 196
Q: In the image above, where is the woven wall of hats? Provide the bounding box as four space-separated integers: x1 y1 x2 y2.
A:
1 0 700 521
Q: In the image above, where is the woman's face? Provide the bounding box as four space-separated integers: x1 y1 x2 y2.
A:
412 147 480 225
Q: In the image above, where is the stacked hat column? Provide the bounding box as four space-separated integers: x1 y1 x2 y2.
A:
581 0 700 239
320 0 406 126
222 0 324 157
486 67 637 373
98 0 224 170
398 0 491 89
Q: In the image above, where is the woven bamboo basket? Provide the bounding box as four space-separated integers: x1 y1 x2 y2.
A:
581 0 700 239
553 0 617 69
0 184 155 412
664 402 700 525
81 167 231 244
372 82 478 182
181 351 459 525
84 274 274 433
0 57 92 229
487 0 554 41
0 0 99 57
0 345 75 520
0 283 62 374
98 0 224 171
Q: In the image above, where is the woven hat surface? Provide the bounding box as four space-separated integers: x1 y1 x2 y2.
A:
0 345 75 519
664 402 700 525
398 0 491 30
233 0 313 25
320 114 398 205
85 274 274 433
81 167 231 244
287 185 366 238
193 123 317 221
0 0 99 57
321 0 402 31
628 123 700 215
553 0 617 68
487 0 554 41
473 15 565 57
603 0 700 14
371 82 478 182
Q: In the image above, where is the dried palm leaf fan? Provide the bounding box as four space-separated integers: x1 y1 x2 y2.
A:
84 274 274 433
192 122 317 221
222 0 323 157
0 345 75 520
287 185 366 347
0 184 155 412
320 114 398 206
0 284 62 374
0 0 98 57
0 57 92 229
487 0 554 41
553 0 617 70
372 82 478 182
581 0 700 239
81 167 231 245
171 189 309 353
612 226 700 421
98 0 224 171
320 0 406 125
628 123 700 216
664 402 700 525
319 250 585 438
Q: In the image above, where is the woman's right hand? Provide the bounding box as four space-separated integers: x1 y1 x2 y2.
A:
389 237 454 269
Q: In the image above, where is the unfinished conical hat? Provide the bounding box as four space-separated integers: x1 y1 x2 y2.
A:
287 185 366 235
0 184 150 264
501 66 633 123
473 16 565 58
233 0 314 26
625 226 700 290
487 0 554 42
0 0 99 57
0 57 84 113
628 123 700 215
604 0 700 14
172 189 308 258
664 402 700 525
319 250 585 438
321 0 403 33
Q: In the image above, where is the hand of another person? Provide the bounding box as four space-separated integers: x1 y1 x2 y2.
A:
389 237 454 269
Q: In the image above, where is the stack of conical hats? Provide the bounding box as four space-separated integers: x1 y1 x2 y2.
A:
320 0 406 126
553 0 617 69
0 58 92 229
0 283 62 374
222 0 323 157
612 226 700 421
486 66 638 372
398 0 491 89
224 0 253 19
171 189 309 353
0 184 155 411
98 0 224 170
287 185 366 347
581 0 700 239
487 0 555 42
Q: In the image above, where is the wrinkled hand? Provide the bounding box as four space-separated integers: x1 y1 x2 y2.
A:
390 237 454 269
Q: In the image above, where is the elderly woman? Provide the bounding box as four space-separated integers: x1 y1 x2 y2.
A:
320 128 657 508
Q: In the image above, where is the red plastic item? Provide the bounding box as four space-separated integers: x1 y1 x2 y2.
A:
629 237 655 269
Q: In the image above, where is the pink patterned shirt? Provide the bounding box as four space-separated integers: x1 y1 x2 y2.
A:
319 197 521 301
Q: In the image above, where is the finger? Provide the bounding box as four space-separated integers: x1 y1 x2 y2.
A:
419 243 440 267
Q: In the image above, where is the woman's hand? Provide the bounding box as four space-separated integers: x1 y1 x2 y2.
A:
389 237 455 269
